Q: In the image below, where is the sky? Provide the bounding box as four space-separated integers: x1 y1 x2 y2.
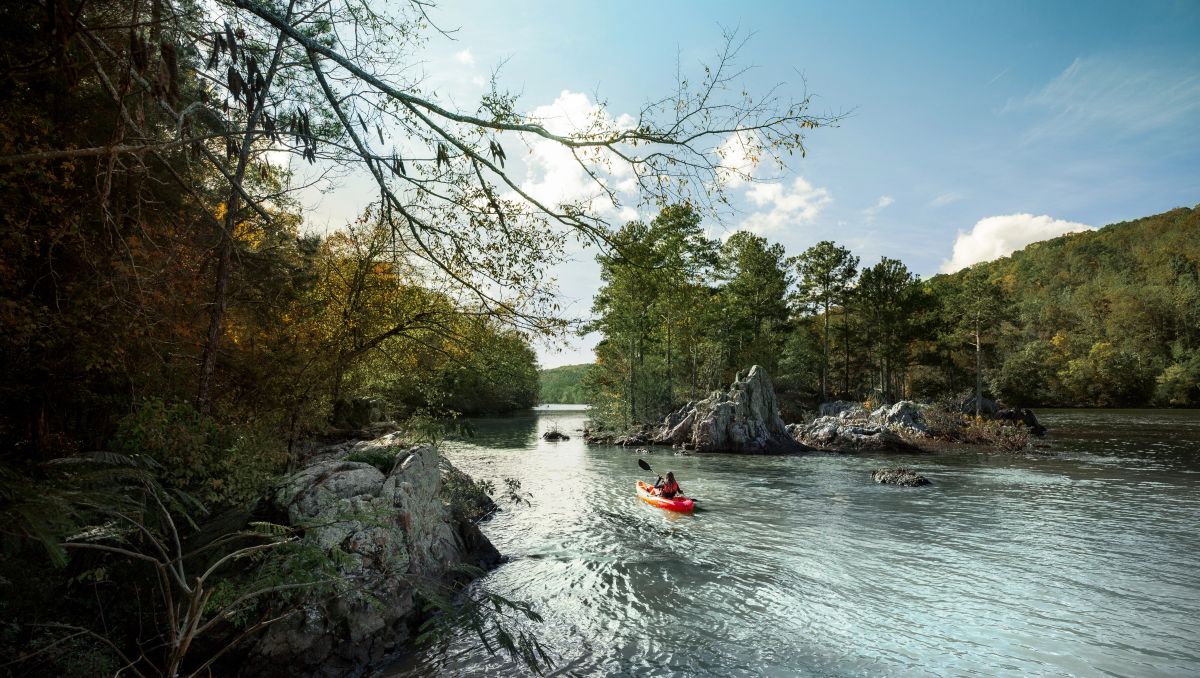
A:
302 0 1200 368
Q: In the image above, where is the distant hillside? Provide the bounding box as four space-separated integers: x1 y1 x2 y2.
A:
538 364 592 404
938 205 1200 406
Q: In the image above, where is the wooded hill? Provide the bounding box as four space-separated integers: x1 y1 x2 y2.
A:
538 364 591 404
939 205 1200 407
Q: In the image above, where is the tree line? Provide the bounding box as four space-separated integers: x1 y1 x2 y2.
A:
583 204 1200 430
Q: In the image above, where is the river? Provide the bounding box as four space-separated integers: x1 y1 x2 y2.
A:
386 407 1200 677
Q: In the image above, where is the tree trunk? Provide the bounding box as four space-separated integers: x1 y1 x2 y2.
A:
820 300 830 402
974 319 983 419
628 335 636 428
843 311 851 397
665 311 673 406
197 223 233 415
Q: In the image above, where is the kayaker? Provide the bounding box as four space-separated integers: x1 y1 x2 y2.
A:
654 471 682 499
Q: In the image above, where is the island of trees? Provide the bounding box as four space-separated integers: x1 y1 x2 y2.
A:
575 203 1200 430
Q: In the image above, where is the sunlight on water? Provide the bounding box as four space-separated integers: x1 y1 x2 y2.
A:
386 408 1200 677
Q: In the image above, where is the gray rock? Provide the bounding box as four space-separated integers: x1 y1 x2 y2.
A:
788 417 919 452
869 400 928 434
653 366 809 453
819 400 862 418
248 442 500 675
872 467 931 486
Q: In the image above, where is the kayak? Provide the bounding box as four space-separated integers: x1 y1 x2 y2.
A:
636 481 694 513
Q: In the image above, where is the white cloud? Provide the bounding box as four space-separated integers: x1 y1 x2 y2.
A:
941 213 1094 273
1005 56 1200 142
738 176 832 235
454 49 475 66
930 191 965 208
716 130 764 188
862 195 894 222
519 90 636 212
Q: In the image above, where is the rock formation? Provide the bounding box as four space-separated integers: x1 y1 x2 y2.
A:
652 366 810 453
871 466 931 486
247 442 499 675
790 400 928 452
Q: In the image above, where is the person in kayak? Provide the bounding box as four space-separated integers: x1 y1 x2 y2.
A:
654 471 682 498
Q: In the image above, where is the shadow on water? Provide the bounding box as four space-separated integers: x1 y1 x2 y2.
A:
388 407 1200 678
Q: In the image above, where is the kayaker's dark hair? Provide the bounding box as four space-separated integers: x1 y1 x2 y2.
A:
666 472 675 481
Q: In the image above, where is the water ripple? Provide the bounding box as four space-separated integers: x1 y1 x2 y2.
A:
384 409 1200 677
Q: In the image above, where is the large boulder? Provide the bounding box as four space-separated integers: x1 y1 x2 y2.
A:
248 443 500 676
653 366 809 453
869 400 928 434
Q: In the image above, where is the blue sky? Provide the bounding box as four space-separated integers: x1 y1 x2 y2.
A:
310 1 1200 367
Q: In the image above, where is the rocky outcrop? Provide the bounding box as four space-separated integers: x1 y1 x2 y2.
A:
541 430 570 441
652 366 809 454
819 400 864 418
790 400 928 452
788 418 921 452
869 401 928 434
247 443 499 676
872 467 930 486
996 407 1047 436
581 425 653 446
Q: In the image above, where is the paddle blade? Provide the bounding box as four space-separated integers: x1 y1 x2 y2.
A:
638 458 652 472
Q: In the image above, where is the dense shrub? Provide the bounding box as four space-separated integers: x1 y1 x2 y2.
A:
108 399 286 510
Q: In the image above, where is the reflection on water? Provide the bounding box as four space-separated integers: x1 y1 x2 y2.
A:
386 408 1200 677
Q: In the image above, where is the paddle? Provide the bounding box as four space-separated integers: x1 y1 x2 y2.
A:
637 458 697 502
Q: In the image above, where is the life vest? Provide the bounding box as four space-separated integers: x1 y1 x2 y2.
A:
661 479 680 496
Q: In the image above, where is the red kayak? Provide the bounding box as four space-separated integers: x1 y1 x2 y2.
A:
636 481 694 513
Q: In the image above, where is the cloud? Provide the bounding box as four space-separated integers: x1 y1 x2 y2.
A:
454 49 475 66
941 213 1094 273
738 177 832 235
519 90 636 213
716 130 764 188
930 191 965 208
1005 56 1200 142
862 195 894 222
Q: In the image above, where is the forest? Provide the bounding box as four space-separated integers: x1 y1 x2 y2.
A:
538 365 590 405
582 204 1200 430
0 0 830 672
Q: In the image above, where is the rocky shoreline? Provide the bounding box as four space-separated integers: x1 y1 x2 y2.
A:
243 430 501 677
584 365 1046 455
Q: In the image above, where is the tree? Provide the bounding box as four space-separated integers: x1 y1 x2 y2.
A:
856 257 920 402
586 205 719 428
944 266 1010 416
1 0 834 419
795 241 859 401
717 231 793 375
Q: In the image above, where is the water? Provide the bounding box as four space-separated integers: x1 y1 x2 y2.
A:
386 408 1200 677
